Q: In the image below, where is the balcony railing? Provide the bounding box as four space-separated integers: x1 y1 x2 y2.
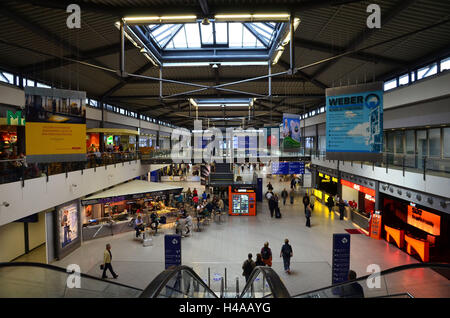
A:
0 151 141 186
312 150 450 178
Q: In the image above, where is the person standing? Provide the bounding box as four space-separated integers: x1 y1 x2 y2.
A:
268 194 276 218
255 253 265 266
302 194 310 214
281 188 288 206
305 204 312 228
290 177 296 190
338 198 346 220
280 239 293 274
242 253 256 283
261 242 272 267
289 188 295 205
267 182 273 191
102 244 118 279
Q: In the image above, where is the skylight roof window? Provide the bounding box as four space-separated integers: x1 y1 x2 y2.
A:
125 18 293 64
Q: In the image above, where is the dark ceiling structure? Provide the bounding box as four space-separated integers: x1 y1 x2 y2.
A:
0 0 449 129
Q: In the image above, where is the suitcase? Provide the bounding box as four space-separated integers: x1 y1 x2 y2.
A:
275 207 281 218
143 238 153 247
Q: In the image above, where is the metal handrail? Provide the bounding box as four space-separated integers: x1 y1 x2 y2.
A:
291 262 450 298
0 262 143 291
139 265 219 298
240 266 291 298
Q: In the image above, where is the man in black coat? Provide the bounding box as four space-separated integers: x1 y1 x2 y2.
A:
302 194 310 214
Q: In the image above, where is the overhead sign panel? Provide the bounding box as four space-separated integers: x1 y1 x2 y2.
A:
326 82 383 161
281 113 301 151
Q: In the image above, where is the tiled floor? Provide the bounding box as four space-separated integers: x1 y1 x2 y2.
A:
50 166 450 298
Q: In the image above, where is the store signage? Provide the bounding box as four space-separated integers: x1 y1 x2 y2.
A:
332 233 351 285
165 234 182 269
365 194 376 203
6 110 25 126
326 82 383 161
341 179 375 197
407 206 440 236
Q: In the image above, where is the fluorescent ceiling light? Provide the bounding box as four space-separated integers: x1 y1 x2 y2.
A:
123 16 197 23
163 61 269 67
281 17 301 46
189 98 198 107
197 103 250 107
215 13 290 21
272 47 284 65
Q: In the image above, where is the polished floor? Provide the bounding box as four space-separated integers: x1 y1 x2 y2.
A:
48 166 450 298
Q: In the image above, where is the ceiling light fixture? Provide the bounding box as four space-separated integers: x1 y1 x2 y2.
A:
123 15 198 23
202 18 211 25
214 13 290 22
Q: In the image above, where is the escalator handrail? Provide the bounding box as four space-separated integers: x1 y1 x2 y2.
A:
240 266 291 298
0 262 143 292
139 265 219 298
291 262 450 298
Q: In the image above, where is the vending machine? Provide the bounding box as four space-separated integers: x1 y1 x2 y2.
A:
228 186 256 216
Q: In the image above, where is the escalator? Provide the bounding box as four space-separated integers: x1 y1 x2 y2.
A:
0 262 449 298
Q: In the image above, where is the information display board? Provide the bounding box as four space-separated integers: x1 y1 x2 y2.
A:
332 233 351 285
164 234 182 269
326 82 383 161
272 161 304 175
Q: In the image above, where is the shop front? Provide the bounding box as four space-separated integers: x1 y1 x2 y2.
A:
341 179 376 230
381 195 449 262
313 172 339 204
80 180 183 241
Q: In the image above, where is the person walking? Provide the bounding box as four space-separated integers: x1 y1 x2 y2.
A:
255 253 265 266
305 204 312 228
326 195 334 214
242 253 256 283
289 188 295 205
267 182 273 191
340 270 365 298
260 242 272 267
290 177 296 190
338 198 346 220
280 239 293 274
281 188 288 206
102 244 118 279
268 195 276 218
302 194 310 214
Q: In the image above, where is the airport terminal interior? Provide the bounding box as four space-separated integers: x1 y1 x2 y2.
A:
0 0 449 300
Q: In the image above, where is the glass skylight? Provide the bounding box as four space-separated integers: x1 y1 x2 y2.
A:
145 21 278 50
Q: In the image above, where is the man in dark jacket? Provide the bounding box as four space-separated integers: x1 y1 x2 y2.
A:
340 270 365 298
338 198 346 220
268 195 276 218
326 195 334 214
302 194 310 214
280 239 293 274
242 253 256 282
281 188 288 205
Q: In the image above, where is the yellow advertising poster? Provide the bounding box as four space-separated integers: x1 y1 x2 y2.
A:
26 122 86 155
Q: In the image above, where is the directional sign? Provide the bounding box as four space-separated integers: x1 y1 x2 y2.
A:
164 234 182 269
332 233 351 285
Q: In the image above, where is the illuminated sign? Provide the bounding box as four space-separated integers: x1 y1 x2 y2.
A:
365 194 375 203
6 110 25 126
341 179 375 197
407 206 440 236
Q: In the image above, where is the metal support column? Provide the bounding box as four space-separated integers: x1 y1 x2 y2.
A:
289 14 295 74
119 20 125 77
268 62 272 96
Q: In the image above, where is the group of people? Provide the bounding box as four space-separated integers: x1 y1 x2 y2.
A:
242 239 294 282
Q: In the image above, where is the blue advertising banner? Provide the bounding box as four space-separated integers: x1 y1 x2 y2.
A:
281 113 301 151
326 82 383 161
164 234 182 269
332 233 351 285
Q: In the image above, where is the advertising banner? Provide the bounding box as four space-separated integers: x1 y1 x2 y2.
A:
55 200 81 259
281 113 301 151
24 87 87 163
326 82 383 161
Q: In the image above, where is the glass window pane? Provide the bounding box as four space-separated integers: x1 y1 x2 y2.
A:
386 132 394 153
399 74 409 86
184 23 201 48
0 72 14 84
417 63 437 80
441 57 450 72
443 128 450 157
200 23 213 44
384 79 397 91
215 23 228 44
171 26 188 48
411 71 415 82
405 130 415 154
229 23 243 47
416 130 427 157
428 128 441 157
394 131 404 154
